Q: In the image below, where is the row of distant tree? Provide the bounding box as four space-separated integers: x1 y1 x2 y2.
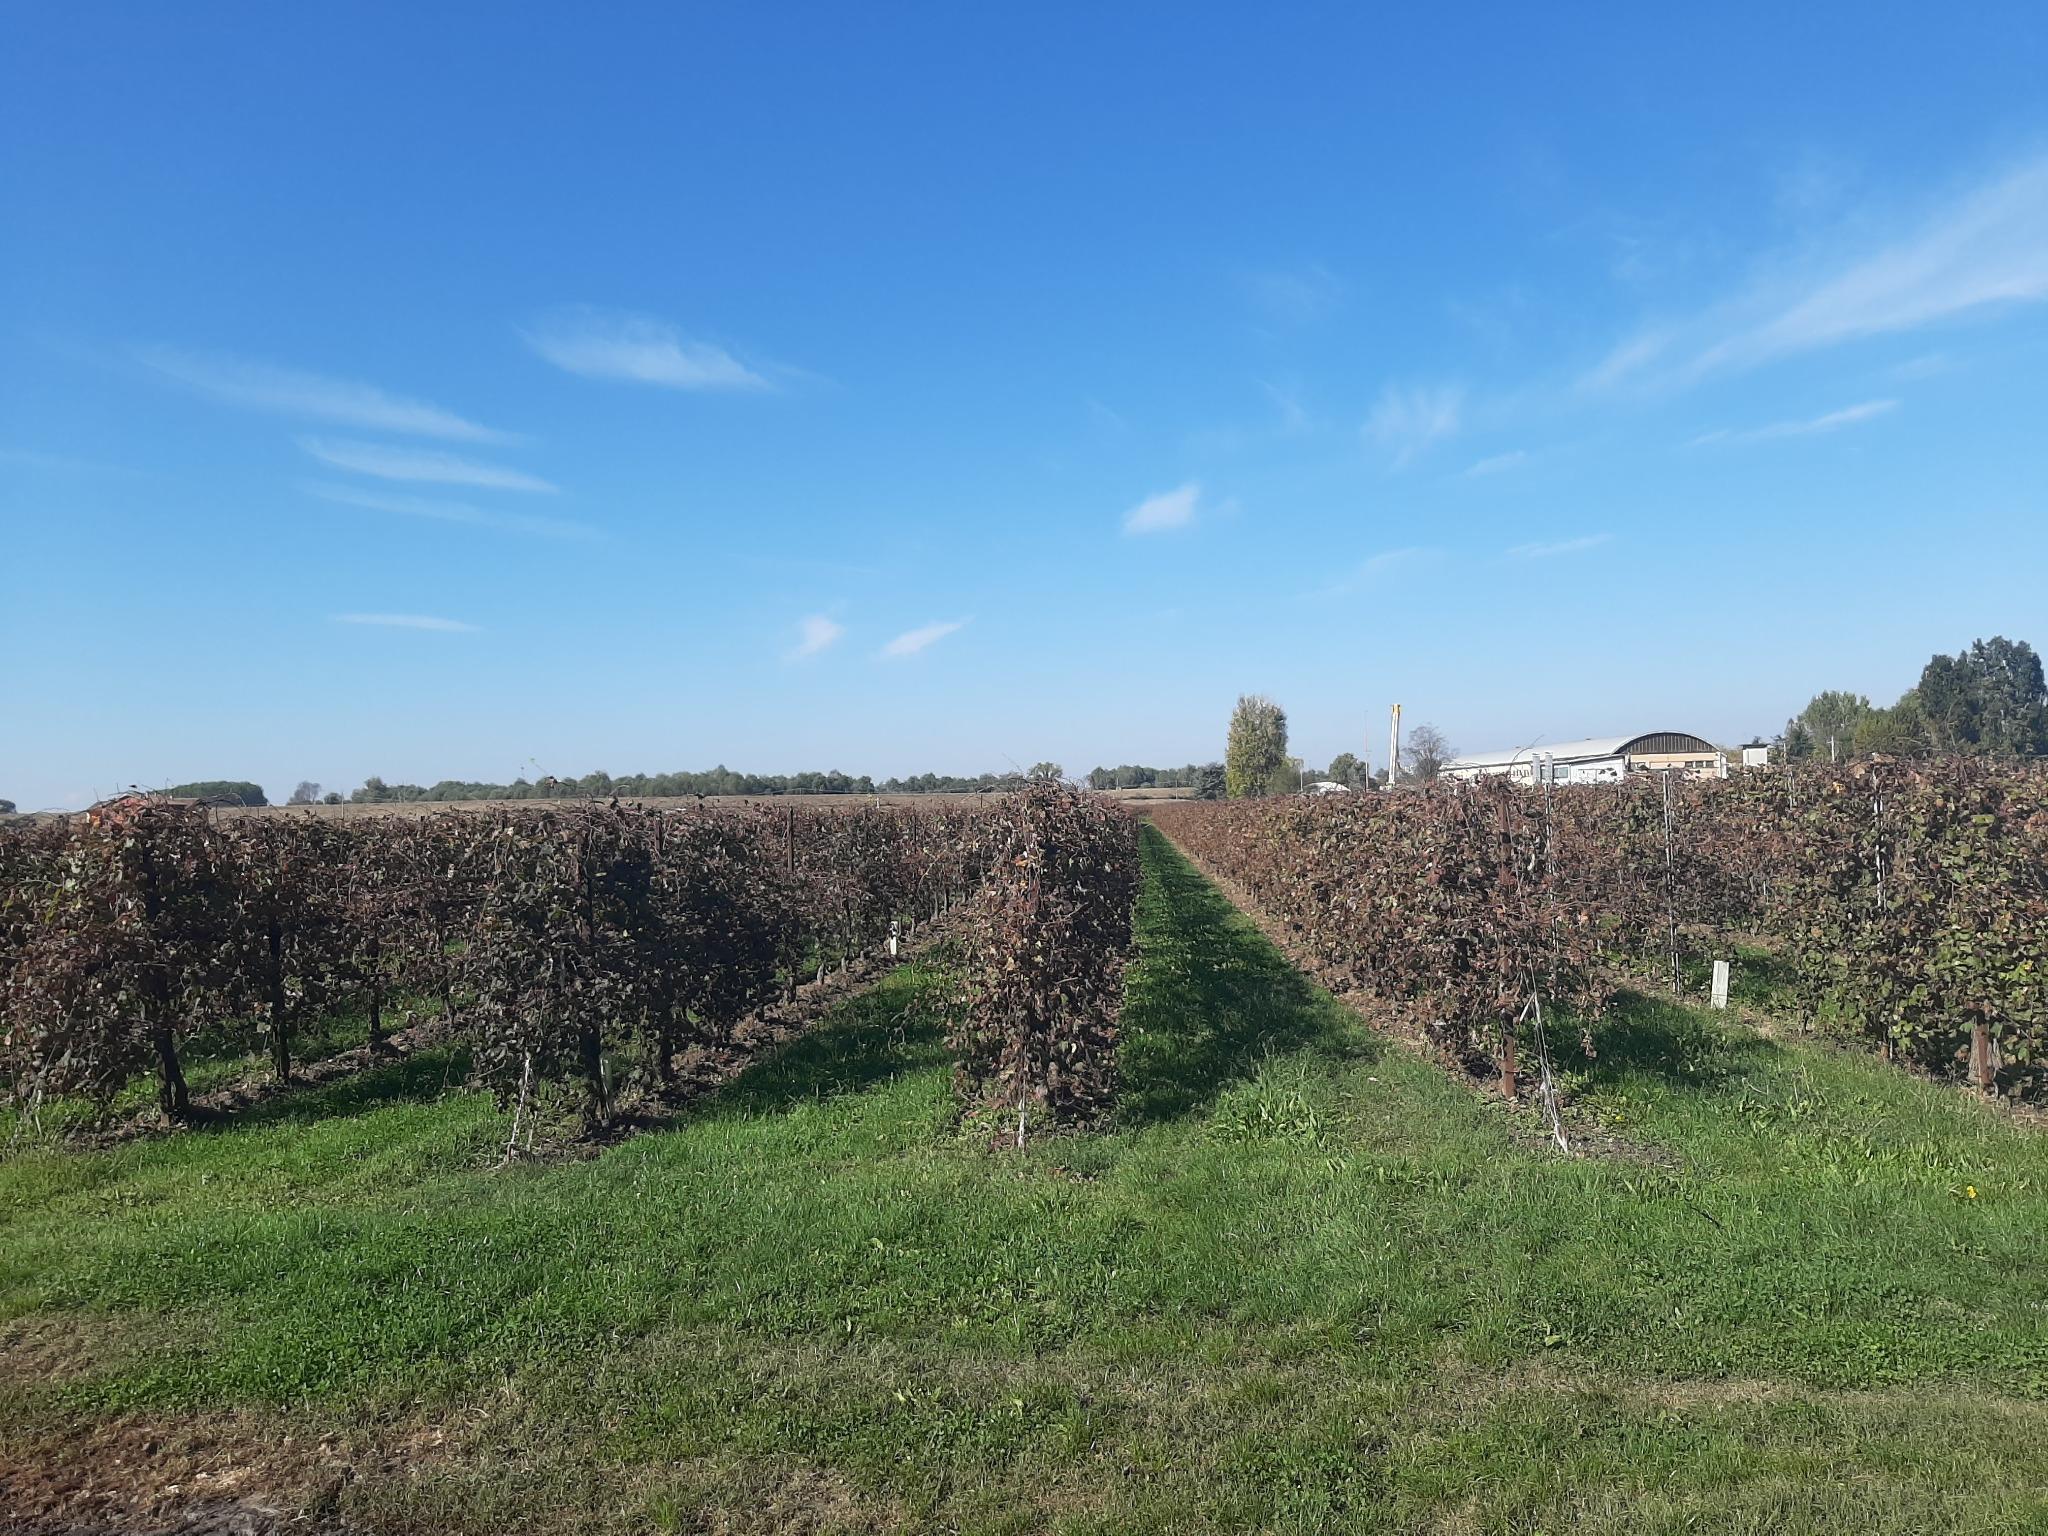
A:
13 768 1168 816
298 707 1458 815
59 641 2023 822
1080 764 1204 791
348 768 895 802
1784 636 2046 762
348 765 1234 802
349 766 1106 802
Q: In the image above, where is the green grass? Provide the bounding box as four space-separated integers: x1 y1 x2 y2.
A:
5 825 2048 1533
0 997 426 1144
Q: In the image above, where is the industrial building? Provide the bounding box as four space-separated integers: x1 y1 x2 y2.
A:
1443 731 1726 785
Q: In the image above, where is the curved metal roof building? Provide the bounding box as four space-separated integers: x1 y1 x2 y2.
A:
1445 731 1724 783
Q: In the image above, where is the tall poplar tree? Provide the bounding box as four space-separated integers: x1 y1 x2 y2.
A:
1224 695 1289 799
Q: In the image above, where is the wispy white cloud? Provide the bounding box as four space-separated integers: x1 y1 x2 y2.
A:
1183 379 1315 456
1317 546 1438 597
1688 398 1897 447
302 482 594 539
1463 449 1529 478
1888 352 1956 381
1697 158 2048 373
880 619 968 658
1579 331 1671 392
1364 384 1463 466
1773 146 1860 226
1508 533 1611 559
1258 380 1311 434
789 613 845 659
1243 263 1343 326
1358 546 1433 577
299 437 558 493
1123 482 1201 535
334 612 480 633
139 347 506 442
522 306 770 391
1086 397 1130 435
1589 155 2048 389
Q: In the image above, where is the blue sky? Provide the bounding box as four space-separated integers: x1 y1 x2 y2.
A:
5 4 2047 809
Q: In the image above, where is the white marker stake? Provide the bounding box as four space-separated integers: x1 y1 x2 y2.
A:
1710 959 1730 1010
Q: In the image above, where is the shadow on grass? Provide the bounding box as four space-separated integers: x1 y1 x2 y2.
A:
700 971 951 1121
1728 943 1801 1011
1567 987 1784 1093
206 1046 472 1133
1668 942 1801 1014
1120 825 1374 1126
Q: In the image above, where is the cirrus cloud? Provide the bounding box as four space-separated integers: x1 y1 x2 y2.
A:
880 619 968 658
1586 154 2048 391
1314 546 1440 598
1364 383 1463 467
138 347 509 442
1122 482 1201 535
1507 533 1611 559
1463 449 1529 478
303 482 595 539
1687 398 1897 447
298 437 559 493
789 614 845 659
522 306 770 391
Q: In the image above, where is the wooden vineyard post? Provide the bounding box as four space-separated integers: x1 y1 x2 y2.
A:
1971 1024 1994 1095
1500 1021 1518 1100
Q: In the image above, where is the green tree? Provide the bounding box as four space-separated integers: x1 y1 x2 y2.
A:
165 780 267 806
1914 638 2045 756
1966 637 2046 756
1224 695 1288 799
1191 762 1227 800
1268 756 1306 796
0 799 15 816
1916 656 1977 754
1785 692 1872 762
1325 752 1365 789
1028 762 1065 781
1852 693 1930 757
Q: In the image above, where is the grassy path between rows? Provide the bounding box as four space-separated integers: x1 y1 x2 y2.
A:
4 824 2048 1533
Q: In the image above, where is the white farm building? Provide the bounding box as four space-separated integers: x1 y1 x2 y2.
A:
1443 731 1726 786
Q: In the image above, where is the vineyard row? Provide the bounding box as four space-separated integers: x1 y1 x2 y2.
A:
0 783 1140 1140
1152 757 2048 1093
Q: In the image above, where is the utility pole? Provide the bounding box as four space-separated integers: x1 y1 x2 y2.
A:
1387 703 1402 789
